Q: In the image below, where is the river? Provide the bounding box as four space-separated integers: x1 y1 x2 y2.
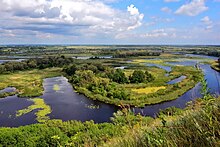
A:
0 54 219 127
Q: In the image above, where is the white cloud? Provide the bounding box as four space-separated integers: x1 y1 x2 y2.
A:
127 4 140 15
175 0 208 16
201 16 213 30
161 7 172 13
0 0 144 38
201 16 212 25
142 28 176 38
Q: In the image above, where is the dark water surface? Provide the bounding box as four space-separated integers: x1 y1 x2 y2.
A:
42 77 118 123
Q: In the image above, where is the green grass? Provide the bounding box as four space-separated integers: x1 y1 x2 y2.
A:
16 98 51 123
0 68 62 97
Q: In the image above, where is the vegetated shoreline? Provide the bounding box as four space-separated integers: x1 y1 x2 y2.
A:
65 64 203 107
72 82 199 107
211 62 220 72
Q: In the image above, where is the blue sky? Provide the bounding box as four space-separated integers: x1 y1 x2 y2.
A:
0 0 219 45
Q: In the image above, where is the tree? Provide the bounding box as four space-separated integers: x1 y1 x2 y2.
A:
145 71 155 82
63 64 77 76
129 70 145 83
111 69 128 84
129 70 154 83
0 65 5 73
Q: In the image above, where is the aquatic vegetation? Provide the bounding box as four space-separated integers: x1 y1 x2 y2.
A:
16 98 51 123
85 104 100 109
53 84 60 91
0 92 17 98
132 86 166 94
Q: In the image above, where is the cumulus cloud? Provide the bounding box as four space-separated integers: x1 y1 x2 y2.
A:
175 0 208 16
0 0 144 38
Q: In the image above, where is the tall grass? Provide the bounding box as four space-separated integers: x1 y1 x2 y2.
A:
105 97 220 147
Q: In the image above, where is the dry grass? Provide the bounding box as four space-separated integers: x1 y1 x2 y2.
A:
132 59 164 64
132 86 166 94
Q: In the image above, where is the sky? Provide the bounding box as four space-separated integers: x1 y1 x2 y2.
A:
0 0 219 45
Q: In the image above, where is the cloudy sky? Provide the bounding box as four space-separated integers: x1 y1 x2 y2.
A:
0 0 219 45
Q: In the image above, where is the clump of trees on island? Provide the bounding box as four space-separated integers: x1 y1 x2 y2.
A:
63 63 155 101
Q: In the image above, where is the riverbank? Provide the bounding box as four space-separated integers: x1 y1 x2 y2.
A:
211 62 220 72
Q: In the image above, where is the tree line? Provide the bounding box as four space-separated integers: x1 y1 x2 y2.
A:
113 51 160 58
0 56 74 73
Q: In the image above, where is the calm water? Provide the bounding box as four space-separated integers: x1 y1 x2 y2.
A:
167 76 186 85
42 77 118 122
133 83 202 117
145 63 172 72
0 59 26 64
0 87 16 93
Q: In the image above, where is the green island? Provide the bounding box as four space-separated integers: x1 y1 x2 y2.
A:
0 45 220 146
